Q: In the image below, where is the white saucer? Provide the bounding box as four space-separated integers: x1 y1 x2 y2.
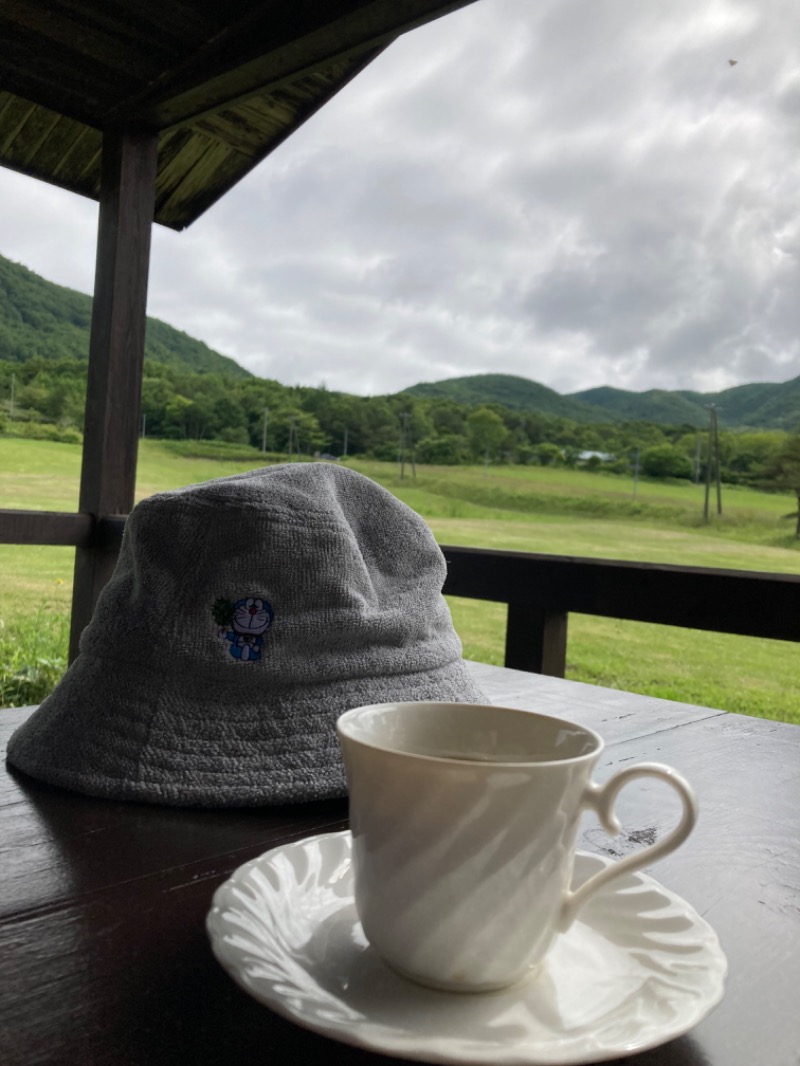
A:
207 830 726 1065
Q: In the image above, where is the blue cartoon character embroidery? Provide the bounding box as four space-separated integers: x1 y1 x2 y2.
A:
212 596 274 662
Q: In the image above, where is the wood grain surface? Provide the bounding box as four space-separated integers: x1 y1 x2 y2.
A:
2 662 799 1066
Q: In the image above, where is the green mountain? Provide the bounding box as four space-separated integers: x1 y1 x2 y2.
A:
569 386 710 426
571 379 800 430
0 252 250 377
404 373 608 421
676 380 800 430
405 372 800 430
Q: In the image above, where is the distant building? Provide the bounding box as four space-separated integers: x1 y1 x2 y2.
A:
577 451 615 463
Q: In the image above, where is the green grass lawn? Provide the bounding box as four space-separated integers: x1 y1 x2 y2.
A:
2 439 799 722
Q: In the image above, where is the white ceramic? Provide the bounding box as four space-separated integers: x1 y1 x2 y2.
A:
336 701 697 991
206 831 727 1066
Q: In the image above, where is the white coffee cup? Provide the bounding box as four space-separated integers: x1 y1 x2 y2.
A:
336 701 697 993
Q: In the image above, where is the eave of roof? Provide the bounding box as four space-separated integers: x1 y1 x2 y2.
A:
0 0 479 230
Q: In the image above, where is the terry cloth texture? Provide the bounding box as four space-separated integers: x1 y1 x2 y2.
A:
7 463 485 807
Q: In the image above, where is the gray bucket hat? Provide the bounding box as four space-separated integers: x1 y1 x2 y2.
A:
7 462 484 807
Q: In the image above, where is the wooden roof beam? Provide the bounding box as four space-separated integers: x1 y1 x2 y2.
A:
111 0 477 130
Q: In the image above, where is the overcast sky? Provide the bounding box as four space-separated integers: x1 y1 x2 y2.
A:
1 0 799 397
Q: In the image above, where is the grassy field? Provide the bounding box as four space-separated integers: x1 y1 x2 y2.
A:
2 438 799 722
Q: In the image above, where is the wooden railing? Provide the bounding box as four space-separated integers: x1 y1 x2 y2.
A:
441 544 800 676
0 510 128 661
2 510 799 677
0 511 125 548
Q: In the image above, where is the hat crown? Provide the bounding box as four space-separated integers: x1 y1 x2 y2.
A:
81 463 454 682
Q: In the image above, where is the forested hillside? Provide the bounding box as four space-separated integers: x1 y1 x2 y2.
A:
571 378 800 429
406 373 604 421
411 372 800 430
1 251 798 488
570 386 709 427
0 252 250 377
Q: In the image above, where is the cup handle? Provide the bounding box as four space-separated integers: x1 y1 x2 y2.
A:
558 762 697 931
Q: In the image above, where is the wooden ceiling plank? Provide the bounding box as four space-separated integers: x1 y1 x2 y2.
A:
0 99 37 156
157 133 228 198
19 111 65 168
50 122 96 179
27 122 91 186
160 149 252 231
191 110 270 157
154 133 212 205
0 94 19 132
239 94 303 127
154 135 235 223
153 128 195 178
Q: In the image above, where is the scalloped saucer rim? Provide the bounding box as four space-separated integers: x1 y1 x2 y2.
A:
207 830 727 1066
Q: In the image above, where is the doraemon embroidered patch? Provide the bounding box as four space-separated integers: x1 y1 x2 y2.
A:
212 596 274 662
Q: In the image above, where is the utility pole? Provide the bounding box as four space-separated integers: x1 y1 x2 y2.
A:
398 412 416 480
261 407 269 453
713 408 722 516
703 404 722 520
287 415 299 459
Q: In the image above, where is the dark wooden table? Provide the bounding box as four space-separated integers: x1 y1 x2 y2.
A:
2 662 799 1066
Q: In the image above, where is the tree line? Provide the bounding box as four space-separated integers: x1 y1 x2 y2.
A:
1 355 798 493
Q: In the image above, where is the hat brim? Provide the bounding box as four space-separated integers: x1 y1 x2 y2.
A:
6 653 485 807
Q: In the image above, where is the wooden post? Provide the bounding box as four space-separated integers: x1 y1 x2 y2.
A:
69 129 158 663
505 603 568 677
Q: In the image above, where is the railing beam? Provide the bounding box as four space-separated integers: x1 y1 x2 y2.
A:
0 510 93 546
442 544 800 672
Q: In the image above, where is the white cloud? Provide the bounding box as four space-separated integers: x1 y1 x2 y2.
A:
1 0 799 397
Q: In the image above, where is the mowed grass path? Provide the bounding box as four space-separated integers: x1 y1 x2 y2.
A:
1 439 799 722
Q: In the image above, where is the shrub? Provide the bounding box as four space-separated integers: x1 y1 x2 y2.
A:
640 444 693 480
415 434 469 465
536 442 563 466
2 421 82 444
